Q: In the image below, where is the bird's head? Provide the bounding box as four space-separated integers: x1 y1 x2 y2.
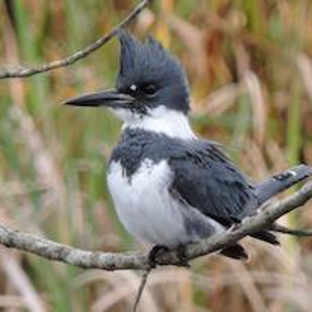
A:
65 31 193 138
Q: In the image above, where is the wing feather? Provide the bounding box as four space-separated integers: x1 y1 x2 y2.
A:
169 141 257 226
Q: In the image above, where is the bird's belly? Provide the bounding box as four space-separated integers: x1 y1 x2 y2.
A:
107 159 189 247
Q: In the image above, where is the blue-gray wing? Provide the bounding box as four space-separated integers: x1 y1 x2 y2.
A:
168 141 257 227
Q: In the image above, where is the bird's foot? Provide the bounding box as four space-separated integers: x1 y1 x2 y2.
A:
148 244 191 268
148 245 170 268
228 222 240 231
176 244 191 268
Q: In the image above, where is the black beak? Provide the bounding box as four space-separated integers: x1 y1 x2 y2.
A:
64 89 134 108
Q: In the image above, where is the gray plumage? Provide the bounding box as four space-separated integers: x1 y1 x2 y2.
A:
65 31 312 260
110 127 312 252
255 165 312 207
110 128 255 226
117 31 190 114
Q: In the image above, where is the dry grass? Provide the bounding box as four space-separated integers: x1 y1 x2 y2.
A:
1 0 312 311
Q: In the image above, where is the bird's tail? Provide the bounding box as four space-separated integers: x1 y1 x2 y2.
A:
237 164 312 246
255 164 312 206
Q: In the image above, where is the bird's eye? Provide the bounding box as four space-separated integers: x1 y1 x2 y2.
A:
143 84 157 96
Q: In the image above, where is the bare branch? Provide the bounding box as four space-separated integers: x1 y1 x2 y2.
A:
0 0 153 79
132 268 152 312
271 223 312 237
0 226 149 270
0 182 312 270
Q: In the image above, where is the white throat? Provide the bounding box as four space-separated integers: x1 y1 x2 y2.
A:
121 106 196 139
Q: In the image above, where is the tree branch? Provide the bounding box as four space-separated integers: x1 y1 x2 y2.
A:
132 268 152 312
0 0 153 79
271 223 312 237
0 181 312 270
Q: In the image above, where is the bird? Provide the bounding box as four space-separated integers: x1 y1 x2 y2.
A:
65 31 312 262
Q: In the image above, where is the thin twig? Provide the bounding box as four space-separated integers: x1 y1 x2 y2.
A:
132 267 152 312
271 224 312 237
0 0 153 79
0 181 311 270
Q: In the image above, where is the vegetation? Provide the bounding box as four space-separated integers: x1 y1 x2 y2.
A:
0 0 312 311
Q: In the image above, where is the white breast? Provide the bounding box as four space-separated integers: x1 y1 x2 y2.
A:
107 159 189 247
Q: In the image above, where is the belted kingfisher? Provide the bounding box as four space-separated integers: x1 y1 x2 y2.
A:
65 31 312 260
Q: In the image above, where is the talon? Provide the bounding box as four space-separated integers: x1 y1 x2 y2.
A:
148 245 170 268
229 223 240 231
176 244 191 268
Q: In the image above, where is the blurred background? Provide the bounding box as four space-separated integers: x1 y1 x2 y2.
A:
0 0 312 311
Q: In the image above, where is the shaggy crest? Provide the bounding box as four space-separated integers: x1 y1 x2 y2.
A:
116 31 190 113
